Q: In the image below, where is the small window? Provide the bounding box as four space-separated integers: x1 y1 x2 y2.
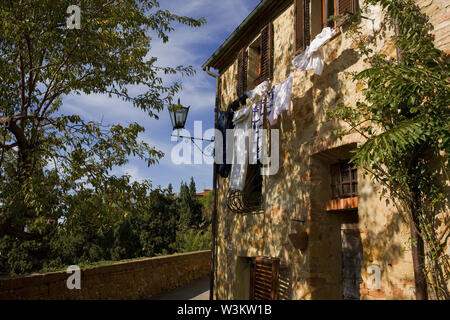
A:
321 0 358 28
330 160 358 199
236 23 273 96
227 162 263 214
294 0 311 53
247 36 262 91
244 163 263 207
254 23 273 86
250 257 280 300
322 0 336 28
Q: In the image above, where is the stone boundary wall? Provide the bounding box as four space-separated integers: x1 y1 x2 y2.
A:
0 250 211 300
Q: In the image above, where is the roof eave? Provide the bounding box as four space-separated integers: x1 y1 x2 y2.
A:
201 0 274 72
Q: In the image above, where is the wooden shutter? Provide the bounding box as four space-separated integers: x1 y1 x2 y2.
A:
258 23 273 83
337 0 356 15
236 48 248 97
294 0 310 53
250 257 279 300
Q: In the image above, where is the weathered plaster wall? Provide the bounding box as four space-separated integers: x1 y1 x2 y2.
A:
416 0 450 54
214 0 448 300
0 250 210 300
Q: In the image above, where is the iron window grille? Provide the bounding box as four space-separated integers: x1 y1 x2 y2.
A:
330 160 358 199
226 163 263 215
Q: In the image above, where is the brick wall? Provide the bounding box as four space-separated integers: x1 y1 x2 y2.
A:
0 250 210 300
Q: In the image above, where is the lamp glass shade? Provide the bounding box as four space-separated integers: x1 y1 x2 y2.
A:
169 100 189 130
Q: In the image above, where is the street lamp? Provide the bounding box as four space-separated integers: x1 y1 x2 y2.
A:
169 98 190 130
168 98 214 158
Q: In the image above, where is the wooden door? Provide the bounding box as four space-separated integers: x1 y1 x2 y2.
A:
341 227 363 300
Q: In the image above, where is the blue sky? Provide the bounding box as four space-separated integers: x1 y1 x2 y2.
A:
60 0 260 193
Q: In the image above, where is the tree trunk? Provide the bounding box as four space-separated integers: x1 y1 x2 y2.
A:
409 221 428 300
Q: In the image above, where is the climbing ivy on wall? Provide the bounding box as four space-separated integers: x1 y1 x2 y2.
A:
328 0 449 299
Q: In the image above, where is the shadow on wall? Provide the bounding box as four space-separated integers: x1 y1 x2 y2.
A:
358 174 412 299
306 153 408 299
280 48 360 153
215 44 388 300
259 47 361 300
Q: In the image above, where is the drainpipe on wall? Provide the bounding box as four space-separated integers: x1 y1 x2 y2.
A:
205 67 219 300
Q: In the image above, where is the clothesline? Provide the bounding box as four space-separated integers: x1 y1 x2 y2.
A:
227 27 337 191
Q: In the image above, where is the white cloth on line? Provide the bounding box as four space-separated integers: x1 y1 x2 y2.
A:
292 27 336 75
229 105 252 191
266 73 294 126
250 100 264 165
247 80 271 101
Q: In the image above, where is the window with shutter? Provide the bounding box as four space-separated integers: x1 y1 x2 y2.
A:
250 257 279 300
294 0 310 53
322 0 336 28
337 0 356 15
254 23 273 86
236 48 248 98
321 0 357 28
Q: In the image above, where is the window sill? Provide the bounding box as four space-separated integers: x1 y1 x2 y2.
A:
325 196 358 212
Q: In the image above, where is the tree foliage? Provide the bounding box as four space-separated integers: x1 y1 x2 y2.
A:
0 1 211 277
0 179 212 276
329 0 449 299
0 0 205 240
177 177 203 229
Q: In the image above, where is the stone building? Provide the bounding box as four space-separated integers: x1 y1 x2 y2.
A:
202 0 449 300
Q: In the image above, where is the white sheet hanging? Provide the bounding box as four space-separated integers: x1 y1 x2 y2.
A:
247 80 271 101
292 27 336 75
266 73 294 126
229 106 252 191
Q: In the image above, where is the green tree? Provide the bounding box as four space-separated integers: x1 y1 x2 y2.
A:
171 228 211 253
329 0 449 299
177 178 203 229
0 1 204 241
199 190 213 224
133 187 179 257
0 181 183 276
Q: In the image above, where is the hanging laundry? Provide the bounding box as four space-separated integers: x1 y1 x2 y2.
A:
266 73 293 126
229 99 240 111
229 105 251 191
247 80 271 101
250 100 264 164
217 110 234 178
239 94 248 106
292 27 337 76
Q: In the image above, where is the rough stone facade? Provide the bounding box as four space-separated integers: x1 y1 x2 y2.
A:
0 250 210 300
212 0 448 300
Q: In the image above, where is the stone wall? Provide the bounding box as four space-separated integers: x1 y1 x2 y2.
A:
0 250 210 300
213 0 447 300
416 0 450 54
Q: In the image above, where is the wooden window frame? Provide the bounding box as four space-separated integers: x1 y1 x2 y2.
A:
236 48 248 97
322 0 358 28
321 0 337 29
294 0 310 54
330 160 358 200
257 45 262 77
254 23 273 87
